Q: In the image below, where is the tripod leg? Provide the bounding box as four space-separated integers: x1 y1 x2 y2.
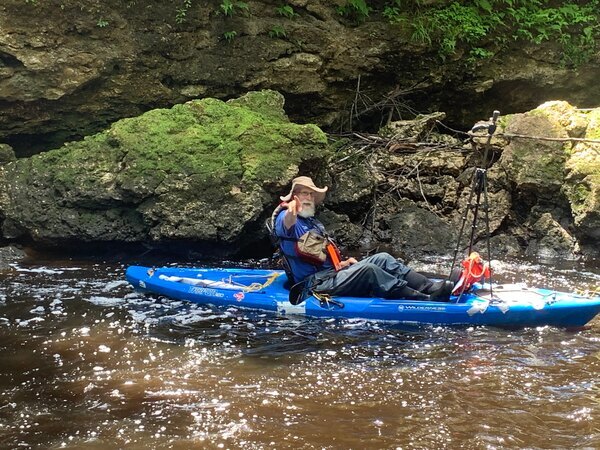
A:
450 170 479 273
481 171 494 295
467 169 485 255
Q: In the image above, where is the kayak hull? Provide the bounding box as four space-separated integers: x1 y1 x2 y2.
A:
125 266 600 328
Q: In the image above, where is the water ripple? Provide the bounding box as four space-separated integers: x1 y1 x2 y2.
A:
0 257 599 448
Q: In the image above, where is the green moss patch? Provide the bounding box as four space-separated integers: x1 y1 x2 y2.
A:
0 90 331 244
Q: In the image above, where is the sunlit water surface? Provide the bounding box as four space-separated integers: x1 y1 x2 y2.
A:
1 255 599 449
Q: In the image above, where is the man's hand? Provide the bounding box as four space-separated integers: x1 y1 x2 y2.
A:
339 257 358 269
283 195 302 230
287 195 303 216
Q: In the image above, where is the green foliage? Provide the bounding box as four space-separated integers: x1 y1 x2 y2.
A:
376 0 600 65
336 0 371 24
220 0 234 16
382 0 416 23
410 3 501 59
269 25 287 39
175 0 192 24
223 30 237 42
468 46 494 62
382 6 401 23
96 18 109 28
276 4 297 19
220 0 249 17
236 1 249 14
218 1 249 45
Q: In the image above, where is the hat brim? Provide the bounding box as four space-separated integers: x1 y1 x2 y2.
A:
280 181 328 204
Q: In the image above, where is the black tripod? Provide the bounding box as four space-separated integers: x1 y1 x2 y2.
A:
449 111 500 297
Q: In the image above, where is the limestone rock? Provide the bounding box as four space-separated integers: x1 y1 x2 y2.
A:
488 233 523 259
2 1 599 156
0 144 16 164
534 101 589 138
326 164 375 217
379 112 447 141
452 188 512 241
563 108 600 241
499 110 569 201
318 209 364 250
0 245 27 270
526 213 579 260
1 95 599 260
0 90 330 251
386 200 456 258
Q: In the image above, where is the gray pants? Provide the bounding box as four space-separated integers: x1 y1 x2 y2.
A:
310 252 413 298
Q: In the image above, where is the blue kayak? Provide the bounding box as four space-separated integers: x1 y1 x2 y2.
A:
125 265 600 328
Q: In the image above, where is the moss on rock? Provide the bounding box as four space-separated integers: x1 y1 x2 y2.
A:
0 90 331 247
499 111 569 198
563 108 600 240
0 144 16 165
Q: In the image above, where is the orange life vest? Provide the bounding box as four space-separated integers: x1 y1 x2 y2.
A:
452 252 491 295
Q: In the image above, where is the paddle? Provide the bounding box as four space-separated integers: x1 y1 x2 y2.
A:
289 279 308 305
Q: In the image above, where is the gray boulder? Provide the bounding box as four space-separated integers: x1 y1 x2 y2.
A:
0 245 27 270
0 144 16 165
386 200 456 258
0 90 331 252
525 213 579 260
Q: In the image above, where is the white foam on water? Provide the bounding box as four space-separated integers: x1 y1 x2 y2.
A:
103 280 129 291
128 310 159 324
171 313 226 325
342 319 369 329
10 264 82 274
86 296 127 307
16 317 45 327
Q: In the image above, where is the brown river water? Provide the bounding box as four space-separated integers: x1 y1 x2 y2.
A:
0 252 599 449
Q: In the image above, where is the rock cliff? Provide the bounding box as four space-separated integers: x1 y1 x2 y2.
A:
1 0 599 156
0 90 330 254
0 92 598 261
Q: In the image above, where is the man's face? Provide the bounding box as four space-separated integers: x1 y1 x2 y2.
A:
295 189 315 218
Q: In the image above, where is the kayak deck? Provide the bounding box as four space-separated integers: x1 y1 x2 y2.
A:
125 266 600 328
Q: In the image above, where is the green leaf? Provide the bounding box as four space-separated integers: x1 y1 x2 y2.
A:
476 0 492 13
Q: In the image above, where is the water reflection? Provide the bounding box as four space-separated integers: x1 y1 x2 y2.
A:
0 256 599 448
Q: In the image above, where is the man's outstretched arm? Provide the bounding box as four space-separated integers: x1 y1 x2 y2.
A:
283 195 302 230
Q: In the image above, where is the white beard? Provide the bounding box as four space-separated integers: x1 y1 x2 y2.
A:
298 202 315 218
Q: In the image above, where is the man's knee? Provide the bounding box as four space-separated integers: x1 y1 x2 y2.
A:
360 263 391 282
374 251 393 259
368 252 394 264
371 252 404 268
357 262 382 275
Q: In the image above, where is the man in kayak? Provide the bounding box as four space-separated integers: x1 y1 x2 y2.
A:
274 176 454 301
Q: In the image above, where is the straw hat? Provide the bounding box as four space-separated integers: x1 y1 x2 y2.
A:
280 176 328 204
